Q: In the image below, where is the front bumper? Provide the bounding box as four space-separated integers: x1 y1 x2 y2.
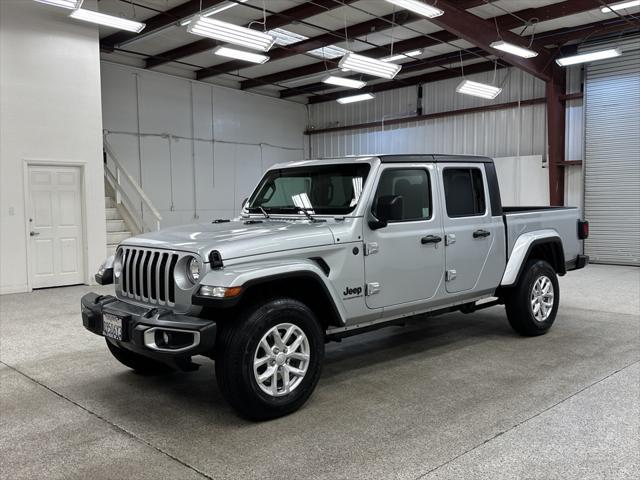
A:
81 292 216 361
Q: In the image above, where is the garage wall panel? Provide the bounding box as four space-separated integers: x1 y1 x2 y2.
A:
101 62 307 227
308 68 547 160
583 37 640 265
0 0 105 293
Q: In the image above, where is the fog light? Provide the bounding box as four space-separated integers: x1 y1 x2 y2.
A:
199 285 242 298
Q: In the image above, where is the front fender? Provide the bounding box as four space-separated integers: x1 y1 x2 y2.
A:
196 259 347 325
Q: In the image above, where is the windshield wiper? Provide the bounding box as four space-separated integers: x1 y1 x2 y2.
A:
258 206 270 219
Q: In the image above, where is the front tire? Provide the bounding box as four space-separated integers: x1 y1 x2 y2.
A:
105 339 173 375
505 259 559 336
215 298 324 421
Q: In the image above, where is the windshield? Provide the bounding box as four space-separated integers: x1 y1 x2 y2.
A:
247 164 370 215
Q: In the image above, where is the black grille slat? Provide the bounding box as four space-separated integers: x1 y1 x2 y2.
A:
168 254 178 303
159 253 168 302
135 250 144 297
150 252 159 300
121 249 128 293
142 251 151 299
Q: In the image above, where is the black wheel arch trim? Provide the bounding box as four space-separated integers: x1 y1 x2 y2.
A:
512 236 566 287
192 271 344 326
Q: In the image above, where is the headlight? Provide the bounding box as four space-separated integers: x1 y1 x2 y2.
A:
113 249 123 279
187 257 201 283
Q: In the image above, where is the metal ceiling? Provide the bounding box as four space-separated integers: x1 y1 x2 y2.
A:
93 0 640 103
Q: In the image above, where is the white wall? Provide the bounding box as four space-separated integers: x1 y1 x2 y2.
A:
0 0 105 294
101 63 307 226
307 66 585 208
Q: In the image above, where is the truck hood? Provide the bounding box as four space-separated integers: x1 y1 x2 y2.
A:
121 219 335 261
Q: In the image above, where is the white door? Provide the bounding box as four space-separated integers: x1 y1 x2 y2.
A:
28 165 85 288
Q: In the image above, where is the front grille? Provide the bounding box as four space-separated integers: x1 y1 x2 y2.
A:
119 247 180 305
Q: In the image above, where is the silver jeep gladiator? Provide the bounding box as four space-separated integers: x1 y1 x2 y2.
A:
82 154 589 420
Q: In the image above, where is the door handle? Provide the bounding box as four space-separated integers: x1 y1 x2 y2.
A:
30 231 40 237
421 235 442 245
473 229 491 238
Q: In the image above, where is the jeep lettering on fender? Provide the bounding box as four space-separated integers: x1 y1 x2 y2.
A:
343 286 363 298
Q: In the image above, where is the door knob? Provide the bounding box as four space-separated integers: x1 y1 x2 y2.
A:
421 235 442 245
473 229 491 238
30 231 40 236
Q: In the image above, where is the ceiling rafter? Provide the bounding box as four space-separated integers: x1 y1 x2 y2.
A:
145 0 357 70
101 0 227 51
241 0 603 92
426 0 558 82
194 9 421 80
305 14 639 104
193 0 491 80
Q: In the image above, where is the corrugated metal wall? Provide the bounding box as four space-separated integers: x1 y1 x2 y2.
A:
308 68 546 159
307 66 584 208
583 36 640 265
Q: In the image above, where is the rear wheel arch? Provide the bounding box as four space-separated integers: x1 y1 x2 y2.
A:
524 238 566 277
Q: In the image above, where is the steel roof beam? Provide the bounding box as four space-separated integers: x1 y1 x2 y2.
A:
145 0 357 70
242 0 603 91
303 14 638 104
101 0 226 51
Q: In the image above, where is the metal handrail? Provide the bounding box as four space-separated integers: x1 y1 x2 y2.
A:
103 136 162 232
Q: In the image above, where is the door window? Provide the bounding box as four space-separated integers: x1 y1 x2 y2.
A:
442 168 486 218
372 169 431 221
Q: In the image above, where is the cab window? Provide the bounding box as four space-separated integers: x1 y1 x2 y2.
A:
442 168 486 217
372 169 432 221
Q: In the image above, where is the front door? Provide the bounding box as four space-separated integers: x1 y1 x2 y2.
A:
364 164 444 309
28 165 85 288
438 164 494 293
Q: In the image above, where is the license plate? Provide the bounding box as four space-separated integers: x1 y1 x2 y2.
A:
103 313 123 341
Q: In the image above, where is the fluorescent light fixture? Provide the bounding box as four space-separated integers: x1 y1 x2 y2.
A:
269 28 307 46
34 0 83 8
556 47 623 66
339 52 401 79
490 40 538 58
310 45 350 59
337 93 375 104
213 46 269 64
385 0 443 18
269 28 349 59
180 0 248 26
456 79 502 99
322 76 366 89
187 15 275 52
601 0 640 12
380 49 422 62
69 8 145 33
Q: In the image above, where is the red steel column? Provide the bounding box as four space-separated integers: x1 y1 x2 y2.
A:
546 68 566 206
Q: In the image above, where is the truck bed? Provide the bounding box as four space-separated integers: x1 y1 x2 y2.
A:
503 206 582 263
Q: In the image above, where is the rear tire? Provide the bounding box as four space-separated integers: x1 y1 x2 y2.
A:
105 339 173 375
215 298 324 421
505 259 559 336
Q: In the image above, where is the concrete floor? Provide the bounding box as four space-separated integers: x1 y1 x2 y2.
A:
1 264 638 480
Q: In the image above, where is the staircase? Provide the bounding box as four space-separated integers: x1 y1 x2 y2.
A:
105 195 132 257
102 135 162 258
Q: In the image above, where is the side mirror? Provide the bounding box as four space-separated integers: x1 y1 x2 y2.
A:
95 255 115 285
369 195 403 230
241 197 248 209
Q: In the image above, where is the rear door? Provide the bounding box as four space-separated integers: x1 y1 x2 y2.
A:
364 164 444 309
438 164 494 293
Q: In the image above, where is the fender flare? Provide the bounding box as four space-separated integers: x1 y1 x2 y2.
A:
501 230 564 286
194 260 347 325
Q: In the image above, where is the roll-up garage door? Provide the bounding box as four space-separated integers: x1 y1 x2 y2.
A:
584 37 640 266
